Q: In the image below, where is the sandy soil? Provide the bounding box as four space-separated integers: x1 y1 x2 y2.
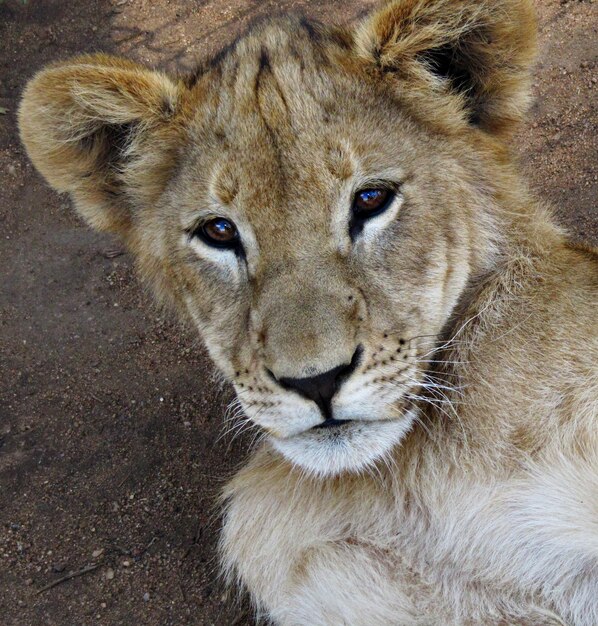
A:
0 0 596 624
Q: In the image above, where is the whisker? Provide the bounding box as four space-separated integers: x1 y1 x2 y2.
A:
415 359 469 366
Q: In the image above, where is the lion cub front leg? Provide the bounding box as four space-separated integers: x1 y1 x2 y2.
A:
219 451 421 626
222 515 420 625
267 541 423 626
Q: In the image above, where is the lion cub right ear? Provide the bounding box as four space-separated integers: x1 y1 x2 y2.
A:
354 0 537 137
19 54 186 238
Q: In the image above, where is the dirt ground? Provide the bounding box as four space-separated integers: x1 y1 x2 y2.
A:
0 0 596 624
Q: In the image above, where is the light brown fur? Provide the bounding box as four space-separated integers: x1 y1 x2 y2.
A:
18 0 598 623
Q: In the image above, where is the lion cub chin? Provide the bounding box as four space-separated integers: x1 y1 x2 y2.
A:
271 409 417 477
19 0 597 623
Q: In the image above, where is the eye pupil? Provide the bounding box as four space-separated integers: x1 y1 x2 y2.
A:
195 217 240 248
208 219 233 240
353 188 392 215
361 190 383 205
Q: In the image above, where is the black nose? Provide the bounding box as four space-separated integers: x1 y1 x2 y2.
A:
276 347 362 417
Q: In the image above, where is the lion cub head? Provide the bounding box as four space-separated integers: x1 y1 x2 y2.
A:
19 0 536 476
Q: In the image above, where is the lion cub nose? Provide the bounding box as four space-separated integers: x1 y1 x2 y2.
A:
275 347 362 417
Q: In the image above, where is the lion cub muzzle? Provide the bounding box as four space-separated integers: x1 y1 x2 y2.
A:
273 345 362 424
252 262 363 419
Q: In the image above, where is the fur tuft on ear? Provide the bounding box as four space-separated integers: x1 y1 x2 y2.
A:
19 54 186 236
354 0 537 136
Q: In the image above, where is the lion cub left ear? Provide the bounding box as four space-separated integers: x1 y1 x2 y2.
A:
354 0 537 137
19 54 186 238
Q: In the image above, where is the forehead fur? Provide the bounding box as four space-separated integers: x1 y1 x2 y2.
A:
182 20 438 180
189 18 354 116
185 18 364 164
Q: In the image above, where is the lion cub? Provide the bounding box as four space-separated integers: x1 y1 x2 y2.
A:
19 0 597 623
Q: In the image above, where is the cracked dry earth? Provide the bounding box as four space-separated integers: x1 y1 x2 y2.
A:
0 0 596 624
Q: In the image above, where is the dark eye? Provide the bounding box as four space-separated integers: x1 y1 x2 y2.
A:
352 188 394 218
350 187 396 239
194 217 240 249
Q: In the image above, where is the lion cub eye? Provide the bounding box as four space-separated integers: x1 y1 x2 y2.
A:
350 187 397 239
193 217 240 249
352 188 394 219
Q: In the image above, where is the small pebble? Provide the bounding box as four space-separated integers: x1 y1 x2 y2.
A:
143 592 150 602
105 568 115 580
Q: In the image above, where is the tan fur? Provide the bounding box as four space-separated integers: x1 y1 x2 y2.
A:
18 0 597 624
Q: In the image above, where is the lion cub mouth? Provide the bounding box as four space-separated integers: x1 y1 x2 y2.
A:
313 417 353 430
270 410 418 476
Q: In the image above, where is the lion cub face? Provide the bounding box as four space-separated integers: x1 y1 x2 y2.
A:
19 1 537 475
167 38 488 475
